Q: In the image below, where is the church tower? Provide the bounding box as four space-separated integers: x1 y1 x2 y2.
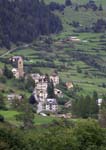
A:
10 56 24 78
17 57 24 77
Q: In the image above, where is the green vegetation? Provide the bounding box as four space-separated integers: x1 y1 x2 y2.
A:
0 0 106 96
3 33 106 96
0 0 62 49
0 1 106 149
0 119 106 150
0 110 59 125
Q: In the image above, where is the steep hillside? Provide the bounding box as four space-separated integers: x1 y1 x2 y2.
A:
0 0 106 96
45 0 106 33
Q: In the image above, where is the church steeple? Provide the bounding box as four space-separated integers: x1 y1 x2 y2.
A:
17 57 24 77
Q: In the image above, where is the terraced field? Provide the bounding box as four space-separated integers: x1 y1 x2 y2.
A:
0 0 106 96
4 32 105 95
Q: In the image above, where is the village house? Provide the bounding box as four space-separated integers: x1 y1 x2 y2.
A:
36 81 48 102
54 88 63 97
30 73 41 83
56 113 72 119
97 98 103 106
30 72 59 87
68 36 80 42
37 98 58 113
66 82 74 89
7 93 23 104
46 98 58 112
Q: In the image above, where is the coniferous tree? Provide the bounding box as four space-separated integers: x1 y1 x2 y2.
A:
0 0 63 48
0 93 6 110
84 95 91 118
90 91 99 118
65 0 72 6
3 65 13 79
0 114 4 122
47 80 55 98
72 92 99 118
99 95 106 127
25 76 35 92
98 4 103 11
78 95 85 117
75 5 79 11
16 98 34 129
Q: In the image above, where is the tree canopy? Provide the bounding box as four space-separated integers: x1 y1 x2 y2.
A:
0 0 62 49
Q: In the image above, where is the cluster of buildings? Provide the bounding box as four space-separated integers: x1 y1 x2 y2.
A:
7 55 74 115
9 56 63 113
31 72 61 113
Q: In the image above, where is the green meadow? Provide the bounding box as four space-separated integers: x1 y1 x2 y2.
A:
0 110 59 125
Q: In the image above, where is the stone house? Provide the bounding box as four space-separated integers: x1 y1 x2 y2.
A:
35 82 48 102
37 98 58 113
46 98 58 112
66 82 73 89
7 94 23 104
68 36 80 42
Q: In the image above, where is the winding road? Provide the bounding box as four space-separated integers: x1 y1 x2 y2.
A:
0 44 30 58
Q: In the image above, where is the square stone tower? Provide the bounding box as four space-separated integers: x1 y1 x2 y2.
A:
10 56 24 78
17 56 24 77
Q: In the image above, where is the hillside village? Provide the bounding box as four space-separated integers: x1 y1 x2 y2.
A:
4 55 74 116
1 0 106 149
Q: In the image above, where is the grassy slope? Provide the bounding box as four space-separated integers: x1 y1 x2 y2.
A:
44 0 106 95
0 0 106 96
0 110 58 125
0 0 106 125
45 0 106 6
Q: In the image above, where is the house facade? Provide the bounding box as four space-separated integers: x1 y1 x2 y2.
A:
7 94 23 104
37 98 58 113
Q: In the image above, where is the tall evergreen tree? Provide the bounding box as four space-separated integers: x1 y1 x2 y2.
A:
47 80 55 98
3 65 13 79
0 93 6 110
99 95 106 127
90 91 99 118
25 76 35 92
98 4 103 11
65 0 72 6
16 98 34 129
72 93 99 118
75 4 79 11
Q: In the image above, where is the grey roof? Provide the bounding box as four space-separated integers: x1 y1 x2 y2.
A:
46 98 57 105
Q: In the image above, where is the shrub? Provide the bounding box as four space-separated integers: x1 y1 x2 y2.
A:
0 115 4 122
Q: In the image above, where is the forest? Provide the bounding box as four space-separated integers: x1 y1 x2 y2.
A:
0 0 62 49
0 119 106 150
